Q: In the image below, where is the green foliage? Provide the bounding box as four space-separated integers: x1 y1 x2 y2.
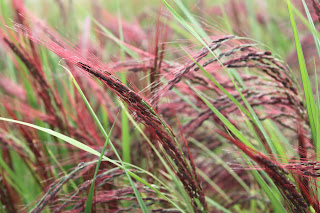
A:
1 0 320 212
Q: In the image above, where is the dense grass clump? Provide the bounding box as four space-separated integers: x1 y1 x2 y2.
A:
1 0 320 212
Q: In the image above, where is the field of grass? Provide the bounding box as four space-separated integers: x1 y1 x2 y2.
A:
1 0 320 212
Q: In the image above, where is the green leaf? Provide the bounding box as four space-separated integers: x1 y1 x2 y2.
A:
84 116 118 213
287 0 320 150
117 3 131 164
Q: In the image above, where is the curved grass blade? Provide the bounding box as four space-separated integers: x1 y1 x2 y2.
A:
287 0 320 150
205 197 232 213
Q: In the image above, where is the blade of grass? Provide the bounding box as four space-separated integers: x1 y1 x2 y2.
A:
162 0 209 50
301 0 320 57
301 0 320 159
287 0 320 151
178 47 252 120
92 18 138 58
0 153 25 197
205 197 232 213
174 0 208 41
84 115 118 213
243 155 285 213
196 169 231 203
117 2 131 164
